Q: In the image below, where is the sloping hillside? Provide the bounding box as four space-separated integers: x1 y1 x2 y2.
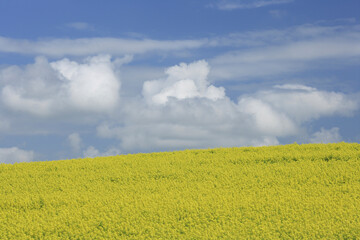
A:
1 143 360 239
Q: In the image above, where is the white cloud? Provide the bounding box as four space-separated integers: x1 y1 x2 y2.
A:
143 60 225 105
113 55 134 67
238 97 298 136
0 55 121 117
120 65 165 98
95 60 358 153
236 83 357 138
68 133 82 153
255 85 358 123
0 56 61 117
51 55 120 112
208 24 359 50
310 127 342 143
99 97 280 152
2 86 55 117
102 147 122 156
83 146 100 158
3 22 353 60
211 0 293 10
0 147 34 164
83 145 121 158
274 84 316 91
0 36 207 57
1 24 359 84
69 133 122 158
0 56 358 155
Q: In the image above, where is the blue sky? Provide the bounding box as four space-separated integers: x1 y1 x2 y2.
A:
0 0 359 163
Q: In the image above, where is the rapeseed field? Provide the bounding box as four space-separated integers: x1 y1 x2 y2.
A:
0 143 359 239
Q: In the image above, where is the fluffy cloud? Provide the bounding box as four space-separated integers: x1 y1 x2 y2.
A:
246 85 358 123
0 55 121 117
51 55 120 112
0 57 358 157
143 60 225 104
98 98 279 152
0 147 34 164
310 127 342 143
238 97 297 136
95 60 358 153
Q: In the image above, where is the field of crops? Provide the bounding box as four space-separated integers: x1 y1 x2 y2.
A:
0 143 360 239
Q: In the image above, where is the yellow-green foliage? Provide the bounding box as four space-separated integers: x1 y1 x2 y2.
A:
1 143 360 239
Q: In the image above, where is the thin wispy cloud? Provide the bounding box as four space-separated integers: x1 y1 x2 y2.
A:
269 9 287 18
210 24 360 80
65 22 94 31
0 36 207 57
1 23 358 60
211 0 293 10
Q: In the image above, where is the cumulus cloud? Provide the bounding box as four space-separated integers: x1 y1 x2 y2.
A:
94 60 358 153
238 97 297 136
237 84 356 137
51 55 120 112
2 86 55 116
98 97 279 152
0 57 358 156
0 56 61 116
0 19 359 161
0 55 121 117
0 147 34 164
256 85 358 122
143 60 225 105
310 127 342 143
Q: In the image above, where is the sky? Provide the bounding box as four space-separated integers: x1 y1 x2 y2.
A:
0 0 359 163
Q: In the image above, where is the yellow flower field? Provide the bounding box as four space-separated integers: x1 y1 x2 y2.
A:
1 143 360 239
